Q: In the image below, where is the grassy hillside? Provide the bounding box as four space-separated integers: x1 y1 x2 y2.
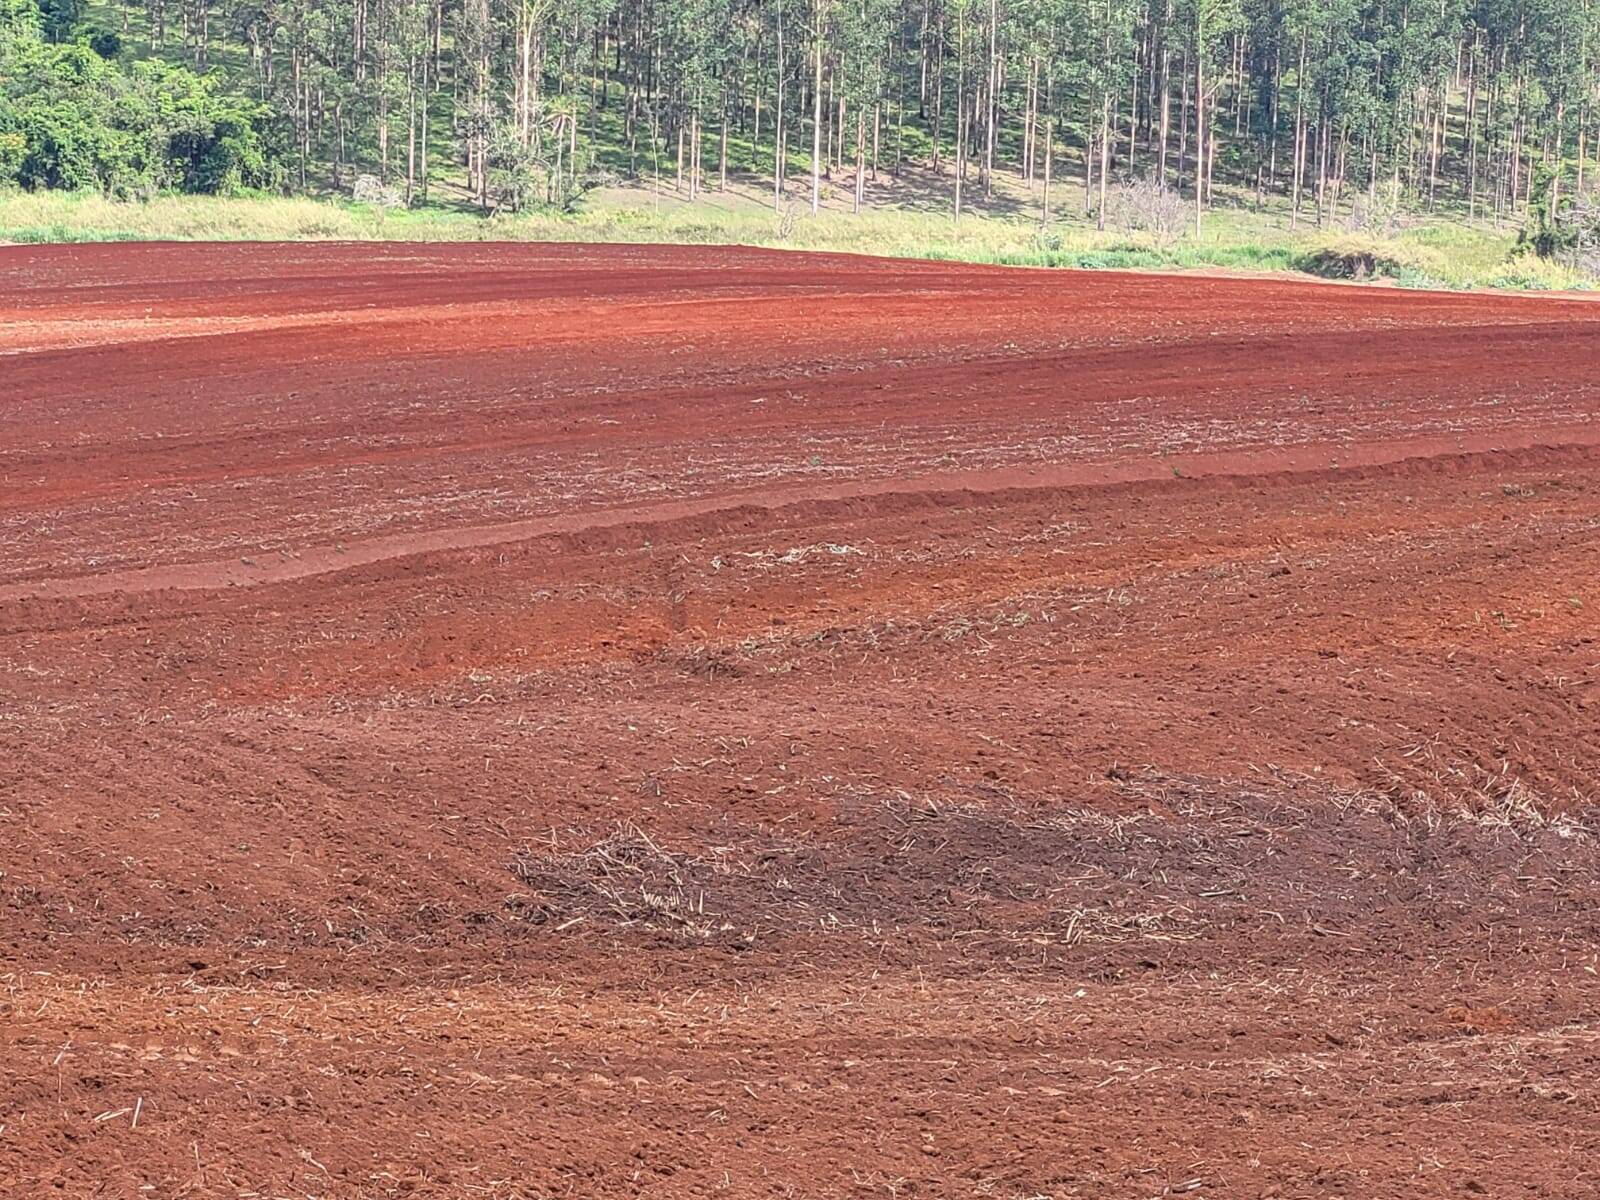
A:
4 178 1592 294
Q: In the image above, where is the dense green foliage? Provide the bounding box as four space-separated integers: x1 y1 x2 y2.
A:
2 0 1599 247
0 0 279 195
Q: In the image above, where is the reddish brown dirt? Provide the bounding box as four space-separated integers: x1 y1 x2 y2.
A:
3 242 1600 1199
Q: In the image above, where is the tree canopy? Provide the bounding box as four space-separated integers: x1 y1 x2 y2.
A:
1 0 280 195
2 0 1598 230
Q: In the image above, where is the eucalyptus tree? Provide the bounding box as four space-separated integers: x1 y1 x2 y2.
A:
835 0 894 207
8 0 1600 228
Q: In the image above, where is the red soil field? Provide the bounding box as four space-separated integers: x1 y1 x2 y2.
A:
2 242 1599 1198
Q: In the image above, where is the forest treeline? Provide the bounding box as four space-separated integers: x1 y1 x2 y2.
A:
2 0 1599 232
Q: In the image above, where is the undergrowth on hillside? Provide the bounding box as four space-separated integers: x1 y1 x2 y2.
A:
2 188 1592 293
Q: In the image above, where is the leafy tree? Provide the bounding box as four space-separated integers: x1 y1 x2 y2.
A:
0 8 280 195
1 0 1597 231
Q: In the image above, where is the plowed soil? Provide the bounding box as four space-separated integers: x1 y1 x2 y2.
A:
3 242 1600 1199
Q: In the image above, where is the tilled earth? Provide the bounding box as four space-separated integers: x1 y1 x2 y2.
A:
2 243 1599 1198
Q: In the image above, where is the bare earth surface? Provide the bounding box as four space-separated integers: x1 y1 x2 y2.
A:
2 243 1600 1199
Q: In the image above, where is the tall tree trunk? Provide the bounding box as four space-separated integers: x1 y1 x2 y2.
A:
1041 113 1053 223
406 66 417 205
954 1 966 219
1097 90 1111 230
1194 17 1204 237
811 0 825 213
1291 30 1306 230
1158 47 1171 185
420 65 430 202
982 0 997 198
854 110 865 212
932 15 946 171
776 0 787 209
1177 47 1190 190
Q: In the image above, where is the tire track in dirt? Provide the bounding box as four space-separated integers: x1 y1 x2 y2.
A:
5 430 1596 603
